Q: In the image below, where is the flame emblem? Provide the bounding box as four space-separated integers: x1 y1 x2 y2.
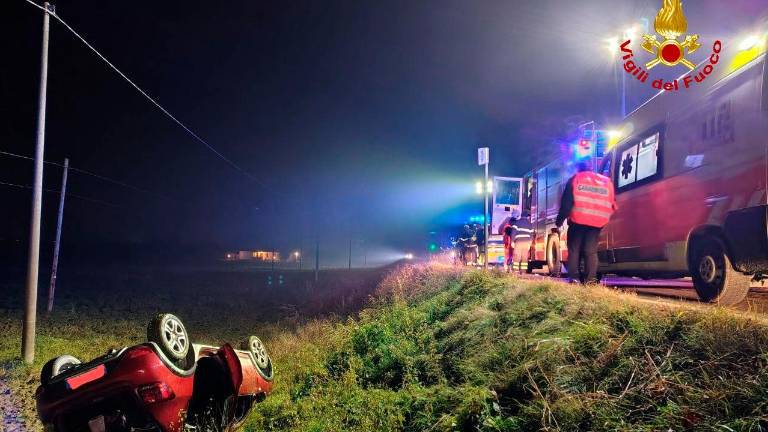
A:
642 0 700 70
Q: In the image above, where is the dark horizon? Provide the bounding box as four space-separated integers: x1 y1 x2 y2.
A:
3 0 765 266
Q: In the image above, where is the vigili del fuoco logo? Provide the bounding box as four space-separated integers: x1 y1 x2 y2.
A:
618 0 722 92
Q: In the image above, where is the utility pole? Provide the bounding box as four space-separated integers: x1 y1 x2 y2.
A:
348 238 352 269
23 1 53 364
314 239 319 282
47 158 68 315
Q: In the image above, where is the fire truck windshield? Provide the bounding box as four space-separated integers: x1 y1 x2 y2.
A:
496 180 521 206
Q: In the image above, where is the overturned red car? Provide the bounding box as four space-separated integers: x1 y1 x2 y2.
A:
36 313 273 432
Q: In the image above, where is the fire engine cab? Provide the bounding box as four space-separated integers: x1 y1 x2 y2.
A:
524 31 768 305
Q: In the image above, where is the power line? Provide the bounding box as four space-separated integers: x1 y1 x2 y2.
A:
0 149 160 197
0 180 118 207
20 0 282 196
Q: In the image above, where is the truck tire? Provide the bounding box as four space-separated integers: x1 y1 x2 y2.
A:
546 234 562 277
689 238 751 305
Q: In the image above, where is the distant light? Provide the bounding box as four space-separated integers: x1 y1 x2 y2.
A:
404 253 414 260
449 251 456 258
739 35 761 51
475 180 492 195
606 37 619 56
294 251 300 257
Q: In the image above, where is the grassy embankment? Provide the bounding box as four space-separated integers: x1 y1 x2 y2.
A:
245 266 768 431
5 265 768 431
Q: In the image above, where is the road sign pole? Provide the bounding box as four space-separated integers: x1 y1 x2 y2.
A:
23 1 53 364
47 158 68 315
478 147 490 271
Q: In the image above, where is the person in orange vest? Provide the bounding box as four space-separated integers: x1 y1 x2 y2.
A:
555 162 617 284
502 218 517 272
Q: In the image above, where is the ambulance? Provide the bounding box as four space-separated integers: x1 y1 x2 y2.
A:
527 31 768 305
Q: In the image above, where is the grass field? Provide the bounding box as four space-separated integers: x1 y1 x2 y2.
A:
0 264 389 431
5 265 768 431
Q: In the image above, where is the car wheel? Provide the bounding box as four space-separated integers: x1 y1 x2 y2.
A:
241 336 271 373
546 234 562 277
148 313 190 361
40 355 81 386
689 238 751 305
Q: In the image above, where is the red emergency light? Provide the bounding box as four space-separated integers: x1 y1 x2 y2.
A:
575 139 593 159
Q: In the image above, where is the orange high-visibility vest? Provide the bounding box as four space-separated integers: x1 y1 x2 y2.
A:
569 171 616 228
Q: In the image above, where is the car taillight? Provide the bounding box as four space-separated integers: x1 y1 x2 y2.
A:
137 382 175 404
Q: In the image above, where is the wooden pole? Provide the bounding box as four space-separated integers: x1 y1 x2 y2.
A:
47 158 68 315
23 1 53 364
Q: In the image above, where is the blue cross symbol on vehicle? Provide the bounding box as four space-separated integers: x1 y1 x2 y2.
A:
621 153 634 180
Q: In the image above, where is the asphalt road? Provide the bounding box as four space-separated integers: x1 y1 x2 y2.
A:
526 272 768 312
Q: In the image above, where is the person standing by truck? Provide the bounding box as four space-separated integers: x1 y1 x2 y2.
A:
555 162 616 284
502 219 517 272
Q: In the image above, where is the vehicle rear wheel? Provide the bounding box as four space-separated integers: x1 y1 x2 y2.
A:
546 234 562 277
240 336 272 378
242 336 270 369
148 313 190 361
689 238 752 305
40 355 81 386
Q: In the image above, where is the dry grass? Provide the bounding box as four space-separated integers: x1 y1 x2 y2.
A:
245 266 768 431
6 264 768 431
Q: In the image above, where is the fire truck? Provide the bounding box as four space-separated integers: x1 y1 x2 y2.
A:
523 32 768 305
523 124 608 277
486 176 532 270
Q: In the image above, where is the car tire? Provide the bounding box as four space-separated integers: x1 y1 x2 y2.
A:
689 238 751 305
546 234 562 277
240 336 271 376
147 313 190 361
40 355 81 386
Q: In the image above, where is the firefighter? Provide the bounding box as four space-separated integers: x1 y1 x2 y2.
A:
502 218 517 272
474 223 485 265
458 225 474 265
555 162 616 284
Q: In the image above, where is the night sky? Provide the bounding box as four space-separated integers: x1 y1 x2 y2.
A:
3 0 766 266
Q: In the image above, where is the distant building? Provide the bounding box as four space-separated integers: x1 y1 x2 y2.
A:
224 250 280 262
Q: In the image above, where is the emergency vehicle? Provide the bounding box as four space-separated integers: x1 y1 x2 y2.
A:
524 31 768 305
486 176 533 270
523 124 608 277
